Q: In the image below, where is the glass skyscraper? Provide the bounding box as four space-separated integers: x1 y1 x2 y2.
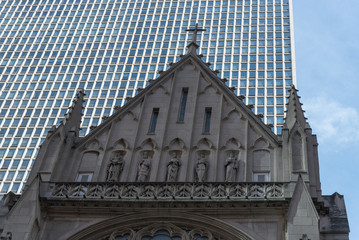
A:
0 0 296 195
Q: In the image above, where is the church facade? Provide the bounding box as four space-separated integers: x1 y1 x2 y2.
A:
0 44 349 239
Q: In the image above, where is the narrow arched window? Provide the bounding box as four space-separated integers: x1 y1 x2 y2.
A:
178 88 188 122
292 132 303 171
203 107 212 133
149 108 159 133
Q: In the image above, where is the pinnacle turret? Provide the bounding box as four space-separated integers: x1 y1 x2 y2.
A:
284 85 307 130
63 89 85 136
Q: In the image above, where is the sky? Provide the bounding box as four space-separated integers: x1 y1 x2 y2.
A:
292 0 359 238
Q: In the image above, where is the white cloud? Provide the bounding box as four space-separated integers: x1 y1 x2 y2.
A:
304 96 359 145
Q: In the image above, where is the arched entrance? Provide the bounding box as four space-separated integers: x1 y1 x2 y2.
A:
66 212 256 240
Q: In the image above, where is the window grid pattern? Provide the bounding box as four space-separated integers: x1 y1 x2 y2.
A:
0 0 296 195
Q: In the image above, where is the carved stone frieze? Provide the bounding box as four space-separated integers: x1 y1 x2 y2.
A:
47 182 285 201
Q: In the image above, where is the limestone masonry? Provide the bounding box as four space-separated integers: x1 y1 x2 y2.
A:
0 45 349 239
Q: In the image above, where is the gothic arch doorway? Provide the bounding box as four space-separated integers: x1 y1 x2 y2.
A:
66 212 256 240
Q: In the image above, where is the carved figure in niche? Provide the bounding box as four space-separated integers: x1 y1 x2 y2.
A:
1 232 12 240
166 152 181 182
195 152 208 182
106 154 125 182
137 151 151 182
225 151 238 182
300 234 310 240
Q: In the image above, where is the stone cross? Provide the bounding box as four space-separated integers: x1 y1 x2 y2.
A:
186 23 206 45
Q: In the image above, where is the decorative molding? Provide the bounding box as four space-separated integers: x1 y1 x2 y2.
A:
67 211 257 240
249 137 271 150
220 137 243 150
45 182 285 201
222 108 243 121
288 123 306 140
135 223 187 240
199 83 219 95
159 84 170 95
104 228 135 240
107 138 131 151
118 110 138 122
80 138 104 152
164 137 187 151
87 139 100 148
193 138 216 150
149 84 170 95
135 138 158 151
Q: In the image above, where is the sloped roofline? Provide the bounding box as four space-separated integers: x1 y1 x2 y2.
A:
76 52 280 146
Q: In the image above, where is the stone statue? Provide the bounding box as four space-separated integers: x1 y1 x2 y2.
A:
166 152 181 182
225 151 238 182
300 234 310 240
106 154 124 182
195 152 208 182
137 151 151 182
0 232 12 240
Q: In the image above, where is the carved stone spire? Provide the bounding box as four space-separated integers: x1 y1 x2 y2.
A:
63 89 85 136
284 85 307 130
186 23 206 54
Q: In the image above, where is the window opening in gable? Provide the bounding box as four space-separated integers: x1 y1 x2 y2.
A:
178 88 188 122
149 108 159 133
203 107 212 133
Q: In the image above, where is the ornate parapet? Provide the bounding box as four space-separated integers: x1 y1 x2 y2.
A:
40 182 287 201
